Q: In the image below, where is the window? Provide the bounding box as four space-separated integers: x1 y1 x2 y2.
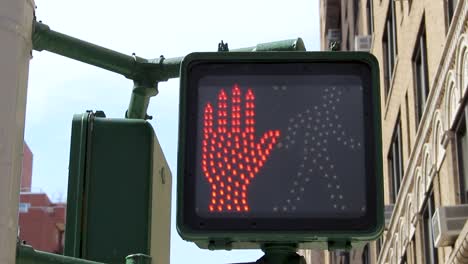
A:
446 0 458 28
354 0 360 30
19 203 30 213
376 236 383 260
405 92 412 154
382 0 398 97
389 117 404 203
457 104 468 202
366 0 374 35
422 189 438 264
362 244 370 264
400 253 408 264
413 19 429 125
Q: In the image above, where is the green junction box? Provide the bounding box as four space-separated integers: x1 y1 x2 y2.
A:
64 111 172 264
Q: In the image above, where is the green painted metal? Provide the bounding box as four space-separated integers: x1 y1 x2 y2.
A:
177 51 384 250
257 244 306 264
125 254 151 264
64 112 155 263
65 112 91 257
32 21 305 119
17 244 105 264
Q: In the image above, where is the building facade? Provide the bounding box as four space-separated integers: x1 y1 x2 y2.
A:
315 0 468 263
18 143 66 254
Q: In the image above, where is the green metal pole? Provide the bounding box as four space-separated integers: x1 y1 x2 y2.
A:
125 254 151 264
33 22 138 79
257 244 306 264
32 21 306 119
230 38 306 52
16 244 106 264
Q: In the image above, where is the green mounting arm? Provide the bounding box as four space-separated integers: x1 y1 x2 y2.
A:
32 21 306 119
17 244 104 264
17 243 151 264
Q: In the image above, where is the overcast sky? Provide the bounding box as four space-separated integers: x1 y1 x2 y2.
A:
25 0 320 263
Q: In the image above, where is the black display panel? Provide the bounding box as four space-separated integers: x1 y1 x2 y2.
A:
179 57 381 234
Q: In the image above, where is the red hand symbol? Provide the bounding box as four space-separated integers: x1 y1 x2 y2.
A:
202 84 280 212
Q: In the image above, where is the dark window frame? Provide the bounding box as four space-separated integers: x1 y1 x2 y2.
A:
354 0 360 31
413 17 429 126
446 0 458 30
421 188 438 264
456 103 468 203
382 0 398 98
366 0 374 35
362 244 370 264
388 116 404 203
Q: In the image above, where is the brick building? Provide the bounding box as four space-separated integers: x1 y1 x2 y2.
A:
302 0 468 263
18 143 66 254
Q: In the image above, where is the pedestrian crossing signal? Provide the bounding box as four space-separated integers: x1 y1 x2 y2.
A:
177 52 384 250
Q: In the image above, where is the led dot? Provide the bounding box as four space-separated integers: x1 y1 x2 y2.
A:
300 187 305 192
292 206 297 211
328 184 332 188
273 207 278 212
330 194 335 199
282 206 287 211
287 199 291 203
333 204 337 208
296 197 301 201
339 195 343 199
294 181 298 186
290 189 295 193
341 205 346 210
336 185 340 189
305 177 310 182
